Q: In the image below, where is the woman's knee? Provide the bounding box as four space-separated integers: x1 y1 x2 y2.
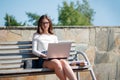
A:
60 59 68 66
51 59 63 69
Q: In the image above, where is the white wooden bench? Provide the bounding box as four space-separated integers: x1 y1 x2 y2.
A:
0 41 96 80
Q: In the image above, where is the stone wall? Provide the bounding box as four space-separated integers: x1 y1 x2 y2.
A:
0 26 120 80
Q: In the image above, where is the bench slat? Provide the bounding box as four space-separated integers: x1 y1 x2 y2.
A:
0 45 32 50
0 57 38 64
0 58 37 61
0 49 32 54
0 63 23 69
0 65 90 74
0 60 22 64
0 50 75 55
0 41 32 45
0 55 22 60
0 54 37 59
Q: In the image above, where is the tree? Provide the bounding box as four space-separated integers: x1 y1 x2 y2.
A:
77 0 95 24
26 12 40 26
26 12 57 26
58 0 95 26
4 13 25 27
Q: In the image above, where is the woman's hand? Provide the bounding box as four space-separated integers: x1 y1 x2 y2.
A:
40 54 47 58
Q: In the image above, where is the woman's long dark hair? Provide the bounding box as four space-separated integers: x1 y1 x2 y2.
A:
37 15 53 34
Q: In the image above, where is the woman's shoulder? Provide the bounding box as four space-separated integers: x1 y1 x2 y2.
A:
51 34 58 42
33 32 38 35
51 34 58 40
51 34 57 38
33 32 40 39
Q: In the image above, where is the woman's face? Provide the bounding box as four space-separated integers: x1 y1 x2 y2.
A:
41 18 50 33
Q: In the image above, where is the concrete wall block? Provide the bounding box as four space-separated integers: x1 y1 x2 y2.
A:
114 34 120 48
95 63 116 80
89 28 96 46
95 28 108 51
113 28 120 33
95 51 109 64
0 30 22 41
107 28 114 51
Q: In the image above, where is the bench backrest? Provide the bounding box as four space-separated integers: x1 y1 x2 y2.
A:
0 41 76 70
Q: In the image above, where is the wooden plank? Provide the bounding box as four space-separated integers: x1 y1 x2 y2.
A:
70 47 76 51
69 51 76 55
0 57 38 60
0 45 75 50
0 60 22 64
0 68 23 70
0 50 75 55
0 45 32 50
0 65 90 74
0 54 37 60
0 62 23 66
0 62 23 65
0 49 32 54
0 51 75 56
0 55 22 60
68 56 76 61
0 57 38 64
0 63 23 69
0 41 32 45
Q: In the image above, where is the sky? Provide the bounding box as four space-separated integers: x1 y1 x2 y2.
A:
0 0 120 27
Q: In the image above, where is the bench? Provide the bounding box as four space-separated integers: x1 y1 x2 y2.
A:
0 41 96 80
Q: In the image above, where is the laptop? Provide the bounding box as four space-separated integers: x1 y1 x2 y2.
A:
45 42 72 59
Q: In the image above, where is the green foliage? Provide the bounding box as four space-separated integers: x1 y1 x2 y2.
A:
26 12 56 26
4 13 25 27
26 12 40 26
58 0 95 26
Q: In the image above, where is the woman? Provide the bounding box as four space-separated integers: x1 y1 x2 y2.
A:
32 15 77 80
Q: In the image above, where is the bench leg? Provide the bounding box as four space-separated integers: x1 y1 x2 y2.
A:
77 51 97 80
76 72 80 80
89 68 96 80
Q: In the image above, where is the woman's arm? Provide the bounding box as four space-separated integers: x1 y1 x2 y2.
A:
32 39 42 57
32 33 46 58
54 35 58 43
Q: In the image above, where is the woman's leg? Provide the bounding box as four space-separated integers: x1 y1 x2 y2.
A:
43 59 66 80
60 59 77 80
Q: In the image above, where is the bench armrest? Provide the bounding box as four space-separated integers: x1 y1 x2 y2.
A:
76 51 91 65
